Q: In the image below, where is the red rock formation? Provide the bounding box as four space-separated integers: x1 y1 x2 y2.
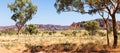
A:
39 24 44 30
71 22 77 29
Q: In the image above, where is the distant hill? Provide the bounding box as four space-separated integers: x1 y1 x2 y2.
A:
70 18 120 29
0 24 70 31
35 24 70 30
0 18 120 30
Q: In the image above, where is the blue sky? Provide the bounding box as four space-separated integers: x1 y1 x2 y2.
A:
0 0 120 26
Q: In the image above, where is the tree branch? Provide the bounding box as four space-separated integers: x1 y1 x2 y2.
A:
113 0 120 14
104 4 112 16
109 0 116 9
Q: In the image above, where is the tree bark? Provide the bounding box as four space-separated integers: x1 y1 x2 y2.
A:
112 15 118 48
17 26 23 39
106 22 110 46
17 28 21 39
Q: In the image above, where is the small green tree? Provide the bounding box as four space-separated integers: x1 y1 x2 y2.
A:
84 20 99 35
8 0 37 38
25 24 38 35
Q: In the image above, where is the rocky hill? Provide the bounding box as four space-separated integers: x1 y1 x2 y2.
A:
70 18 120 29
0 18 120 30
0 24 70 31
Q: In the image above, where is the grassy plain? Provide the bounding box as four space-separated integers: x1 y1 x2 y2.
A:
0 30 120 53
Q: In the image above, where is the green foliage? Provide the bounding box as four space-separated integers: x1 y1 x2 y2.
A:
1 29 17 35
55 0 120 14
48 32 52 35
83 32 88 36
84 20 99 35
60 31 73 36
43 31 49 34
98 31 106 36
64 34 70 36
42 31 57 36
22 30 29 34
24 24 38 35
48 30 57 35
72 31 77 36
52 30 57 34
54 0 120 48
8 0 37 34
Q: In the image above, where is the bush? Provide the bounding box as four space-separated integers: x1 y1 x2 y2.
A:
48 32 52 35
22 30 29 35
44 31 49 34
83 32 88 36
24 24 39 35
52 30 56 34
64 34 69 36
98 31 106 36
72 31 77 36
1 29 17 35
61 32 65 35
84 20 99 36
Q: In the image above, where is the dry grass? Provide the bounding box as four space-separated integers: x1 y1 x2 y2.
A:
0 30 120 53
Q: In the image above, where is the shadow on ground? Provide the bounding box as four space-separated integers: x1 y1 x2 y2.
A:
24 42 120 53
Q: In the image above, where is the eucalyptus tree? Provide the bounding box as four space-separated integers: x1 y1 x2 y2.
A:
84 20 100 36
98 11 110 46
54 0 120 48
8 0 37 37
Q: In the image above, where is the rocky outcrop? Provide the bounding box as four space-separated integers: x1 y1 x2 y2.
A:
0 18 120 31
70 18 120 30
0 24 70 31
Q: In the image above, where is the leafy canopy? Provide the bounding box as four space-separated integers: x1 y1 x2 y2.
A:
54 0 120 14
84 20 100 35
8 0 37 27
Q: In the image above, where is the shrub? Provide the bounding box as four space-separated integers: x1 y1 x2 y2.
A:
44 31 49 34
52 30 56 34
1 29 17 35
24 24 39 35
64 34 69 36
72 31 77 36
48 32 52 35
83 32 88 36
61 32 65 35
98 31 106 36
84 20 99 36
